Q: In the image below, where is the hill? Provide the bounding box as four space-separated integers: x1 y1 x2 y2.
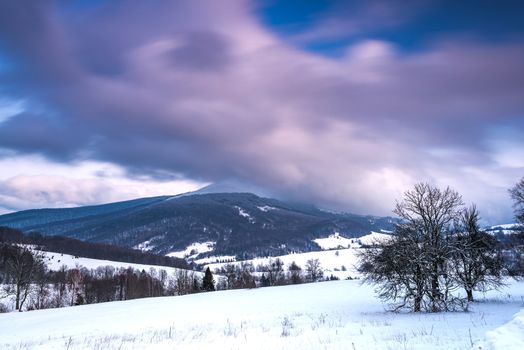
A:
0 226 189 269
1 279 523 349
0 193 397 258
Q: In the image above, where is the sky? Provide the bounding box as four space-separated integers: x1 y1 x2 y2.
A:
0 0 523 224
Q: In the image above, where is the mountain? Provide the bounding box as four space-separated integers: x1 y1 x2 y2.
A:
486 223 522 235
0 192 397 258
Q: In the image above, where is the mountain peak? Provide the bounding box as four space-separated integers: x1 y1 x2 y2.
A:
185 180 271 197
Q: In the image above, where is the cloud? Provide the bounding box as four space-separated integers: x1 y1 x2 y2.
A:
0 0 522 223
0 155 204 212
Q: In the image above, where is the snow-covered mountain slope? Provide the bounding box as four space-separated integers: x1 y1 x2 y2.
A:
356 231 392 246
487 223 522 236
1 279 523 350
165 241 215 259
313 232 354 250
0 193 397 258
41 250 194 276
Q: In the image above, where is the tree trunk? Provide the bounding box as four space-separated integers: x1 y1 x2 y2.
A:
431 272 439 312
414 296 421 312
15 283 21 311
466 289 474 302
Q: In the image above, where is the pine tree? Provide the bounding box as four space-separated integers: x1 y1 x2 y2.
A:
74 292 85 306
288 261 302 284
202 267 215 292
260 273 270 287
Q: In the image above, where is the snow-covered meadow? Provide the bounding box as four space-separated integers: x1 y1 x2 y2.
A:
200 232 392 279
1 279 523 349
41 251 191 276
204 248 361 279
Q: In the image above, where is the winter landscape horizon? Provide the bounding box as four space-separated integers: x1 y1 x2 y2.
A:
1 0 524 349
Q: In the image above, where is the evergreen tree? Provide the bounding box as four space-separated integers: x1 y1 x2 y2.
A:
202 267 215 292
260 273 270 287
288 261 302 284
74 292 85 306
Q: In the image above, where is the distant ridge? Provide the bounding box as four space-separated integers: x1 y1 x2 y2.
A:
0 192 397 259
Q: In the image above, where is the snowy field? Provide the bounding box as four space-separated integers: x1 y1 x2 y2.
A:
1 279 523 349
204 248 361 279
201 232 392 279
166 241 216 259
42 251 189 275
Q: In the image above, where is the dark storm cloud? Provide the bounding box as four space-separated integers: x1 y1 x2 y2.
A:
0 0 523 222
0 112 88 160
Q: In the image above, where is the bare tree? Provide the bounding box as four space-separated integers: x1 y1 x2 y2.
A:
509 176 524 225
30 264 51 310
2 245 47 311
305 259 323 282
359 183 467 312
359 224 428 311
66 267 85 305
221 263 237 289
508 177 524 275
452 205 504 301
235 263 256 289
266 258 285 286
172 269 192 295
52 265 68 307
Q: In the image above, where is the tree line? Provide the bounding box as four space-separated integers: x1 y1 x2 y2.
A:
0 243 215 312
0 241 333 313
359 177 524 313
0 227 189 269
213 257 330 290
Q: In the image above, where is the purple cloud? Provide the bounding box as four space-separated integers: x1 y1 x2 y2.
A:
0 0 523 223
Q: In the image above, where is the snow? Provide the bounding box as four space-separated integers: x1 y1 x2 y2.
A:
133 238 156 251
235 206 255 223
41 251 190 276
204 248 361 279
165 241 215 259
490 223 521 230
312 230 393 250
197 232 394 279
200 232 393 279
487 223 522 236
193 255 237 265
313 231 392 251
480 308 524 349
0 245 184 276
1 279 524 349
357 231 392 246
313 232 354 250
257 205 277 212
